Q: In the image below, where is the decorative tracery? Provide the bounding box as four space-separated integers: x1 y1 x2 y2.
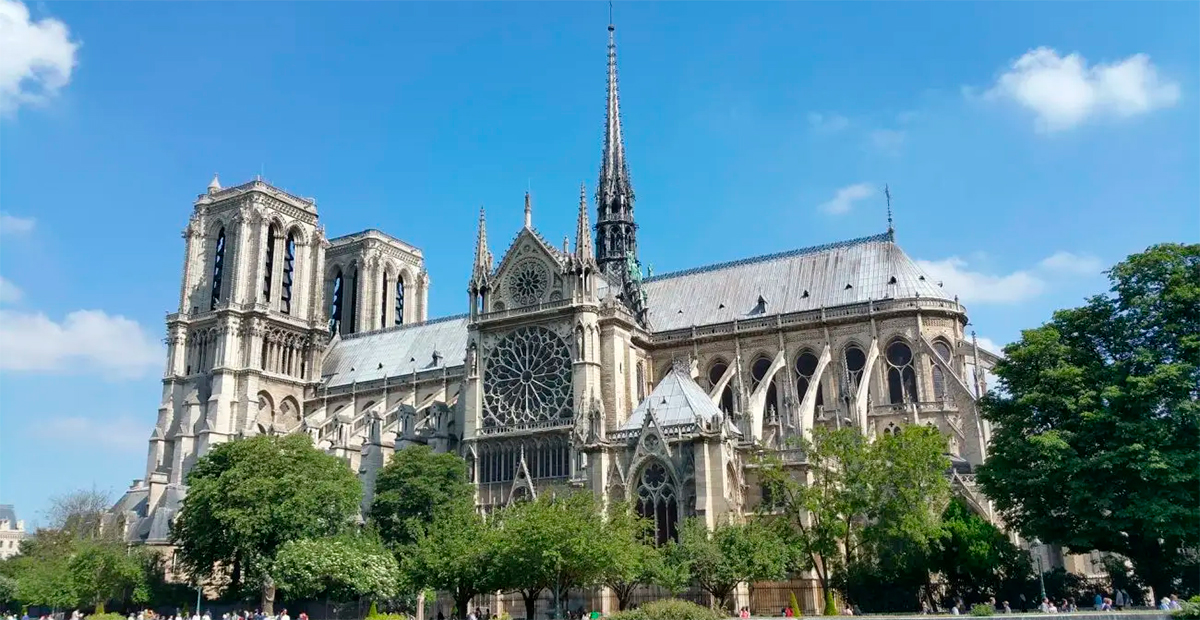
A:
795 350 824 408
707 360 734 414
507 258 550 307
636 460 679 545
886 340 919 404
482 326 573 428
932 340 952 400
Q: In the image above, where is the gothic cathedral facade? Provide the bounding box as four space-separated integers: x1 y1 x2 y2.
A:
114 23 998 552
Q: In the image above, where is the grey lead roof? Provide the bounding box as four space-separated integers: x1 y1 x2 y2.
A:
319 233 950 385
621 366 737 432
0 505 16 525
641 232 953 332
322 314 470 387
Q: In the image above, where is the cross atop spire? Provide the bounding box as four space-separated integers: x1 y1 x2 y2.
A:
595 10 638 280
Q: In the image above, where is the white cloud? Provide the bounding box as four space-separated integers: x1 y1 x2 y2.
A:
819 183 875 215
0 213 35 235
868 129 906 155
979 47 1180 132
917 257 1045 304
0 0 80 115
0 308 162 379
30 415 146 452
1038 251 1104 276
973 336 1005 357
807 111 850 133
0 276 21 303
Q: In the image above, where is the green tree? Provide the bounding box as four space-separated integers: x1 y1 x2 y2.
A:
403 502 498 620
492 493 608 620
930 499 1032 607
977 244 1200 599
674 518 785 612
68 539 150 612
273 533 400 601
171 434 362 611
596 503 659 611
369 445 473 549
649 540 693 597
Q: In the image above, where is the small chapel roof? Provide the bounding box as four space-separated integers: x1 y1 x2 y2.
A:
322 314 470 387
640 231 954 332
621 365 735 433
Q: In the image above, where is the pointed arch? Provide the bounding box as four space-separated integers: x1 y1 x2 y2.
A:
209 226 227 310
329 267 345 335
795 349 824 409
932 338 953 400
281 230 297 315
634 458 679 545
885 338 919 404
263 222 279 302
394 270 406 326
707 358 735 414
844 341 867 391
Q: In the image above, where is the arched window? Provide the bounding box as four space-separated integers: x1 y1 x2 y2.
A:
708 360 734 414
882 422 900 437
380 275 390 330
347 265 359 334
281 232 296 315
395 276 405 326
209 227 226 310
844 344 866 391
636 461 678 545
795 350 824 408
636 361 646 403
932 340 952 400
263 224 278 302
751 355 777 418
886 340 919 404
329 270 344 335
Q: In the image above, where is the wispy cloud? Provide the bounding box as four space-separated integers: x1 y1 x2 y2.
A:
972 47 1180 132
0 213 35 235
0 0 80 115
819 183 875 215
807 111 850 133
868 129 906 156
30 415 146 452
0 308 163 379
0 276 21 304
916 250 1106 305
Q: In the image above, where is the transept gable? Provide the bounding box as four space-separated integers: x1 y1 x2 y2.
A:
492 227 570 311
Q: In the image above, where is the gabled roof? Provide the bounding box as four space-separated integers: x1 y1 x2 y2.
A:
322 315 470 387
641 232 953 332
621 366 733 432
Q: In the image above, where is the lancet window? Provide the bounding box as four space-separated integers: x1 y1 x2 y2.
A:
347 265 359 334
885 339 919 404
751 355 778 419
329 270 344 335
795 350 824 408
210 227 226 310
707 360 734 414
263 224 277 302
395 276 405 326
932 340 952 400
477 436 569 484
844 344 866 392
281 232 296 315
636 460 678 545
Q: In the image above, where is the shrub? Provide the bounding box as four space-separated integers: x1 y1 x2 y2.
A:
1173 597 1200 620
823 590 838 616
88 614 127 620
970 603 994 616
368 602 378 617
608 599 724 620
366 613 408 620
789 591 801 617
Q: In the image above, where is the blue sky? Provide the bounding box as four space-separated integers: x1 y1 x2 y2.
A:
1 1 1196 523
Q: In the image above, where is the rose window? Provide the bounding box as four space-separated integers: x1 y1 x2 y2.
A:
507 259 550 307
483 326 573 428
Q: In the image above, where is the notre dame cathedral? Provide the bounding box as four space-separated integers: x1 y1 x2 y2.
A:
113 21 998 558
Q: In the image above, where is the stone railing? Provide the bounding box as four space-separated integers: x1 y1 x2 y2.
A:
479 297 574 321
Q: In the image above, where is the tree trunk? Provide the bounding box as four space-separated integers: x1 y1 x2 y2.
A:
453 591 472 620
230 553 242 599
521 590 540 620
261 575 276 616
416 591 426 620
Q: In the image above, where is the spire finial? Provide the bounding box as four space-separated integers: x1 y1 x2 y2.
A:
608 0 614 30
596 5 638 280
207 173 221 193
576 181 594 262
523 191 532 229
884 184 894 235
473 205 492 274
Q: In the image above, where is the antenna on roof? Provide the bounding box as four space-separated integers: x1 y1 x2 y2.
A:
884 184 894 237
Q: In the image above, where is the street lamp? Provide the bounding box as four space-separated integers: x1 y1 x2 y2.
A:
1029 539 1047 603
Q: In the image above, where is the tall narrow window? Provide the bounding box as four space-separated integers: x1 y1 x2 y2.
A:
281 233 295 315
395 276 405 325
209 228 226 310
751 355 777 418
708 360 734 414
636 461 678 545
262 224 277 302
636 361 646 403
795 350 824 408
844 345 866 391
329 270 344 335
380 275 389 329
347 266 359 334
886 340 919 404
932 340 952 400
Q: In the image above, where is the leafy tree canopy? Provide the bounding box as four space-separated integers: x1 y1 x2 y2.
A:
596 502 660 611
369 445 473 549
171 434 362 609
403 501 498 620
977 243 1200 598
674 517 785 612
273 533 400 601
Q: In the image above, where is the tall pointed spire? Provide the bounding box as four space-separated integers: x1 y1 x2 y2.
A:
576 182 594 261
473 206 493 276
594 13 638 280
523 191 533 229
